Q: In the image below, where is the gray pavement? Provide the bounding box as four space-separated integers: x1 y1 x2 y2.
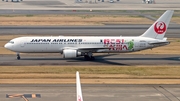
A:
0 0 180 10
0 84 180 101
0 54 180 66
0 10 179 16
0 25 180 38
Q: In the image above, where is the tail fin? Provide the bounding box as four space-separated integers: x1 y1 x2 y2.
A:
140 10 174 39
76 71 83 101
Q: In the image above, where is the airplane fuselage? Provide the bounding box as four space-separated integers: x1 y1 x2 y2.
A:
5 36 167 53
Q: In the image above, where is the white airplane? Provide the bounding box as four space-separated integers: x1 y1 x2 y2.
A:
76 71 83 101
4 10 174 60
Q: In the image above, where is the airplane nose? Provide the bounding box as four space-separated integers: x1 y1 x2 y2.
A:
4 43 7 48
4 43 10 49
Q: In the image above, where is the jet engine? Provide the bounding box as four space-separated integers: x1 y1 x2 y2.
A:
63 49 82 58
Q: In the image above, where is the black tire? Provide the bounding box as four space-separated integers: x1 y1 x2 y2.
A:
17 56 20 60
91 56 95 61
84 55 90 60
84 55 95 61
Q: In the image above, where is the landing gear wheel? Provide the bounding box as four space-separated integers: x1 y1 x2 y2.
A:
84 55 89 60
84 55 95 61
17 53 20 60
91 56 95 60
17 56 20 60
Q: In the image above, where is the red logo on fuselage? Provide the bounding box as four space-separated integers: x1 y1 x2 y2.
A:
154 21 166 34
103 39 128 51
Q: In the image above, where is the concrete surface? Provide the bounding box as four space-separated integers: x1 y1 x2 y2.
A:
0 84 180 101
0 0 180 10
0 25 179 38
0 54 180 66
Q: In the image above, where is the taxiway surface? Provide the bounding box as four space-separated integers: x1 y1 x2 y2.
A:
1 54 180 66
0 84 180 101
1 0 180 10
0 25 180 38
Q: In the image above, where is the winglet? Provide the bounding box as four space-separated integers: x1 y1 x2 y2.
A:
76 71 83 101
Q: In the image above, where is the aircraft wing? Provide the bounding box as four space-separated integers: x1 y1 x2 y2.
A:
63 47 110 52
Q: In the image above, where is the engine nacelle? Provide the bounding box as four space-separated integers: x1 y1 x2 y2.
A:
63 49 82 58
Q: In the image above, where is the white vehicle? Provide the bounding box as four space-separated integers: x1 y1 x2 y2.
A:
4 10 174 60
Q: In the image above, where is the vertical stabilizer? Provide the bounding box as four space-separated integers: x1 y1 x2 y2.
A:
140 10 174 39
76 71 83 101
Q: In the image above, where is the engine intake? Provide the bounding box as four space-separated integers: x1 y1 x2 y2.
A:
63 49 82 58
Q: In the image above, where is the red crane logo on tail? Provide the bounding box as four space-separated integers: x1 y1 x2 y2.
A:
154 21 166 34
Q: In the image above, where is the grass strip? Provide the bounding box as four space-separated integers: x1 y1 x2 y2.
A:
0 14 180 25
0 65 180 76
0 66 180 84
0 14 153 25
1 79 180 84
1 65 180 84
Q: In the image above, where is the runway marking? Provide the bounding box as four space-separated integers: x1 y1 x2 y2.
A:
154 86 180 101
6 94 41 101
139 94 162 97
32 94 36 98
22 96 29 101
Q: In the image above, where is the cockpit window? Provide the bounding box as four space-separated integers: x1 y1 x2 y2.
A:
8 41 14 44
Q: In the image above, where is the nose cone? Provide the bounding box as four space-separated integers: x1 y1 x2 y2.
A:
4 43 8 48
4 43 10 49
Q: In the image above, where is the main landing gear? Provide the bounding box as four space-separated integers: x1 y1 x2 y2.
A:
84 52 95 61
17 53 20 60
84 55 95 61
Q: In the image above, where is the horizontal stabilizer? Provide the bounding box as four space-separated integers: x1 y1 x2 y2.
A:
148 41 170 46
